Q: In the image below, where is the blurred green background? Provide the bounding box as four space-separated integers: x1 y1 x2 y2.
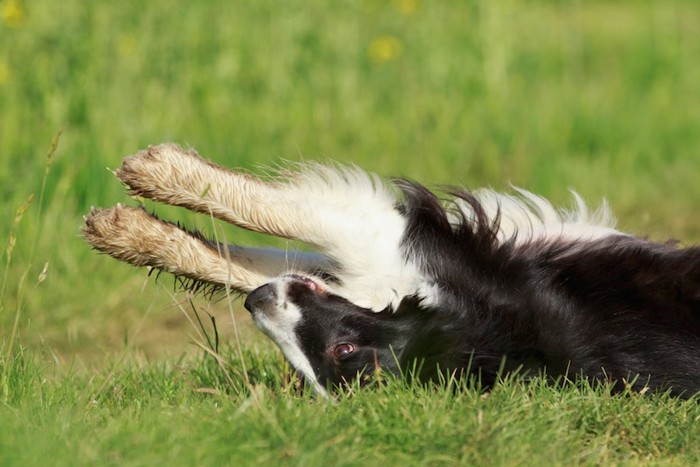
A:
1 0 699 363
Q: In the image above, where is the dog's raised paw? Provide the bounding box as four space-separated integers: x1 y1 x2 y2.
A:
115 143 210 203
81 205 158 263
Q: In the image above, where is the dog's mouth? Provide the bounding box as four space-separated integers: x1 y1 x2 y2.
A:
286 274 327 293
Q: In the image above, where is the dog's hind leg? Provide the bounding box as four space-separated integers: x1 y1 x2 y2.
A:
115 144 421 310
82 204 332 293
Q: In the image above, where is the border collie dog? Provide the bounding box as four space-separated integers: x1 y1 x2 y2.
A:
83 144 700 397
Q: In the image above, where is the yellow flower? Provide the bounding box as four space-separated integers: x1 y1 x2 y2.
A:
368 35 403 65
117 33 137 57
2 0 26 27
392 0 419 16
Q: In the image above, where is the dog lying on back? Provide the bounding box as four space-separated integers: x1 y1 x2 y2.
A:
83 144 700 397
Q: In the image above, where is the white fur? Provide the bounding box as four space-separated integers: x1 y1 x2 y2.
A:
275 163 423 311
451 188 620 245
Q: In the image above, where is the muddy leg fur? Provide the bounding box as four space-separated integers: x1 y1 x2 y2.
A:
82 204 331 293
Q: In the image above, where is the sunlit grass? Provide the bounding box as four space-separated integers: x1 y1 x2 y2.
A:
1 349 699 465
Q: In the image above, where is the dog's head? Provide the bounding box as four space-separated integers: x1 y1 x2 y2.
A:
244 274 419 395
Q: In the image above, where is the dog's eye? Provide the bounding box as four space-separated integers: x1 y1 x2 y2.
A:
333 343 355 359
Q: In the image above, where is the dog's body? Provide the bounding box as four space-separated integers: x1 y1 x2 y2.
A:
84 144 700 397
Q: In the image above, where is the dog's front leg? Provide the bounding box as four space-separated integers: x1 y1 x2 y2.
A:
115 144 403 247
82 204 333 293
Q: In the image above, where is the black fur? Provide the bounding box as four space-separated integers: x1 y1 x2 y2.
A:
251 181 700 397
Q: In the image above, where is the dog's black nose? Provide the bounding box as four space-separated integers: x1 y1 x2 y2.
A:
244 283 276 314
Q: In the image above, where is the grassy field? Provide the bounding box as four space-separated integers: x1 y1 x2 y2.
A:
1 0 700 464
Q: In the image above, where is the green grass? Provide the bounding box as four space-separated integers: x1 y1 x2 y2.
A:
2 348 700 466
1 0 700 464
